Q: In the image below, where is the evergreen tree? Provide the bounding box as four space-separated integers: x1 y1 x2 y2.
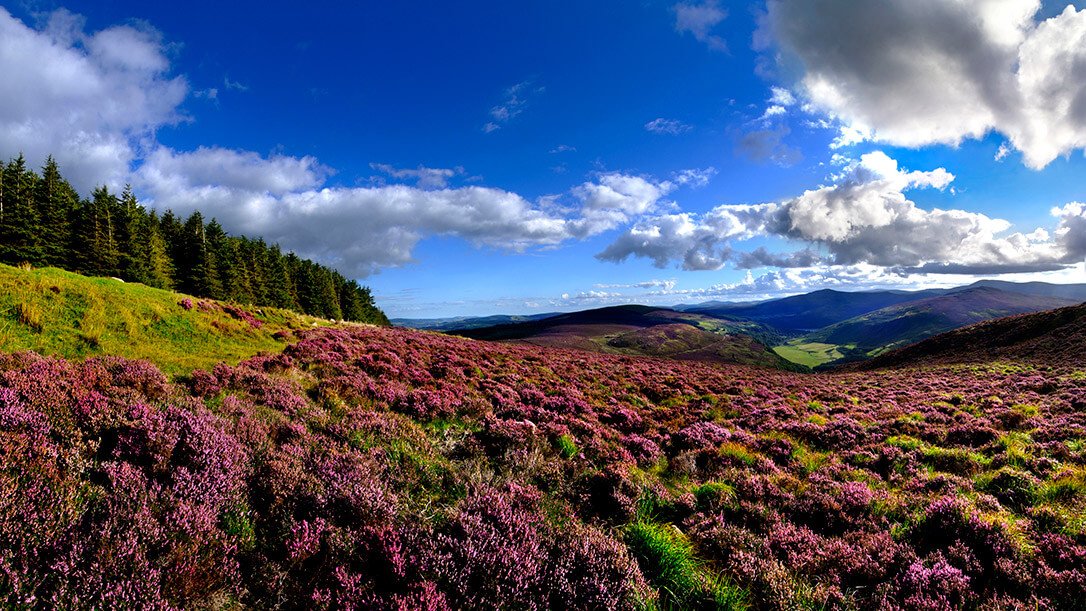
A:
180 211 223 298
115 185 148 282
0 154 386 323
0 154 43 264
35 156 78 267
140 211 174 289
70 187 120 276
264 245 296 310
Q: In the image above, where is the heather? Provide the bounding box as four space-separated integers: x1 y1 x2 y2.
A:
1 325 1085 608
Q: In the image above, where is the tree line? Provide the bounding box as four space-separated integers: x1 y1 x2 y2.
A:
0 154 388 324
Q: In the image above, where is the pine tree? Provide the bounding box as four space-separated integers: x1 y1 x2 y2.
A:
181 212 223 298
141 211 174 289
35 156 78 267
70 187 120 276
115 185 148 282
0 154 43 264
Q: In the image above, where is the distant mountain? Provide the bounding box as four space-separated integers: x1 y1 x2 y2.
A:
392 312 562 332
803 286 1077 367
455 305 802 370
965 279 1086 301
684 288 948 333
855 301 1086 370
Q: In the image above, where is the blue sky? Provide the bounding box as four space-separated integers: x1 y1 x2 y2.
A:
2 1 1086 317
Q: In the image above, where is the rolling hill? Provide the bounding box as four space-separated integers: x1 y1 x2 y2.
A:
684 287 947 333
797 286 1077 367
455 305 801 370
0 263 339 376
392 312 562 331
857 300 1086 369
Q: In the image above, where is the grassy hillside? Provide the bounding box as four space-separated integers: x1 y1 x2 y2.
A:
0 263 337 376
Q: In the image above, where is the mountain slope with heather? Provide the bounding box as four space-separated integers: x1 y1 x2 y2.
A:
456 305 799 370
858 300 1086 370
800 286 1077 366
684 288 947 333
1 322 1084 609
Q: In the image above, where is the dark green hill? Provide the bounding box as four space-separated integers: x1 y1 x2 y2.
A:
455 305 802 370
808 287 1077 367
687 288 946 333
855 300 1086 369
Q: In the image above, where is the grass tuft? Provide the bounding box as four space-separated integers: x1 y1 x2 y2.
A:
625 520 748 610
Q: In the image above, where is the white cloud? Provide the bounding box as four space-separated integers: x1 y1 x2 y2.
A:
645 117 692 135
0 7 187 192
599 151 1086 274
758 0 1086 169
672 167 716 188
595 279 677 290
768 87 796 107
137 147 676 277
370 163 464 189
550 144 576 153
674 1 728 51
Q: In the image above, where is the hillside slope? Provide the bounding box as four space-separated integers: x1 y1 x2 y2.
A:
858 300 1086 369
456 305 800 369
0 263 337 375
804 287 1076 365
392 312 561 331
688 288 946 333
1 323 1084 608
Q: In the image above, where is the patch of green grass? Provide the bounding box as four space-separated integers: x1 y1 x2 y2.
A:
921 445 990 475
996 432 1034 468
793 443 832 474
1037 468 1086 504
1010 403 1040 418
886 435 925 452
555 434 580 459
718 441 760 467
0 263 335 377
772 341 845 368
625 520 748 610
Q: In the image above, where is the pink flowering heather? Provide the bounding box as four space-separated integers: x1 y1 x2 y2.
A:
0 324 1082 608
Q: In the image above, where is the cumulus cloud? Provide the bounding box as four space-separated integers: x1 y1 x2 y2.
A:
0 7 187 192
758 0 1086 168
645 118 692 135
674 1 728 51
137 148 676 277
599 151 1086 274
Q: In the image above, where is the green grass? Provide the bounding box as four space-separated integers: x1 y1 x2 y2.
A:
0 263 337 377
773 341 847 368
555 434 580 459
624 520 748 610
